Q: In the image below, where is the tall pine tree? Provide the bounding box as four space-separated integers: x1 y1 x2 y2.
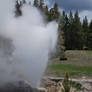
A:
23 0 26 4
53 3 60 21
82 16 89 49
88 20 92 49
15 0 22 17
39 0 44 10
72 11 82 49
34 0 39 7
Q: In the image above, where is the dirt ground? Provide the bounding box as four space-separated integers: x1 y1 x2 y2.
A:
40 77 92 92
40 50 92 92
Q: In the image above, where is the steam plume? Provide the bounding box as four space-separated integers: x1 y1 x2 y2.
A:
0 0 58 87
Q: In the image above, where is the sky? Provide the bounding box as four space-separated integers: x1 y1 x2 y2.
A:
46 0 92 22
0 0 92 22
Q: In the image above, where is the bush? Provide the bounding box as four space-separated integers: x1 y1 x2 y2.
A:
62 72 72 92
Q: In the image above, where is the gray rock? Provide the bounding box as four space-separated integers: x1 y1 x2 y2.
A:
0 81 38 92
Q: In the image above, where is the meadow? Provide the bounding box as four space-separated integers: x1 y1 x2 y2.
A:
46 50 92 78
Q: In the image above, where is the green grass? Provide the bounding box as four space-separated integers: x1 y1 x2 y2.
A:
45 50 92 78
48 64 92 77
85 50 92 54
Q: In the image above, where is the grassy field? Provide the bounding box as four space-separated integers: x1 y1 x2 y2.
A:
45 50 92 78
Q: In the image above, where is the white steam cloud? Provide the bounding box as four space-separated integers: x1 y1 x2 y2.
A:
0 0 58 87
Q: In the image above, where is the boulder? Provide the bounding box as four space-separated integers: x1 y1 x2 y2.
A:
0 81 36 92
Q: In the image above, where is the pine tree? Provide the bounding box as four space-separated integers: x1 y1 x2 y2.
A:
47 2 60 22
63 14 71 49
23 0 26 4
39 0 44 10
44 5 49 20
82 16 89 49
59 28 66 60
69 10 73 24
53 3 60 21
44 5 48 15
57 11 67 60
15 0 22 17
89 20 92 30
87 20 92 49
48 8 54 21
34 0 39 7
71 11 82 49
61 10 66 25
63 11 83 50
66 11 74 49
54 3 58 12
62 72 71 92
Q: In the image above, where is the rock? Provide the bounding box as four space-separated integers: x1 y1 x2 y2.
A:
37 88 47 92
0 81 36 92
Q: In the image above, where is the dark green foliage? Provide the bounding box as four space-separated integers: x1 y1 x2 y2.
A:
48 8 55 21
62 72 71 92
15 0 22 17
58 21 66 59
62 73 84 92
15 0 27 17
53 3 60 21
61 10 92 50
69 10 73 24
23 0 26 4
64 11 83 50
63 14 70 49
47 3 60 22
71 11 82 49
39 0 44 9
72 82 84 91
88 20 92 49
44 5 48 15
82 16 89 49
44 5 49 20
34 0 39 7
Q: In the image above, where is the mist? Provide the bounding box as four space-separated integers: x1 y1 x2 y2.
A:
0 0 58 87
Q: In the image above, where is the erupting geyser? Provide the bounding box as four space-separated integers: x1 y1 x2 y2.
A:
0 0 58 87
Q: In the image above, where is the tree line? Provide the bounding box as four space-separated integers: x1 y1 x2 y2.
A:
15 0 92 50
61 11 92 50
